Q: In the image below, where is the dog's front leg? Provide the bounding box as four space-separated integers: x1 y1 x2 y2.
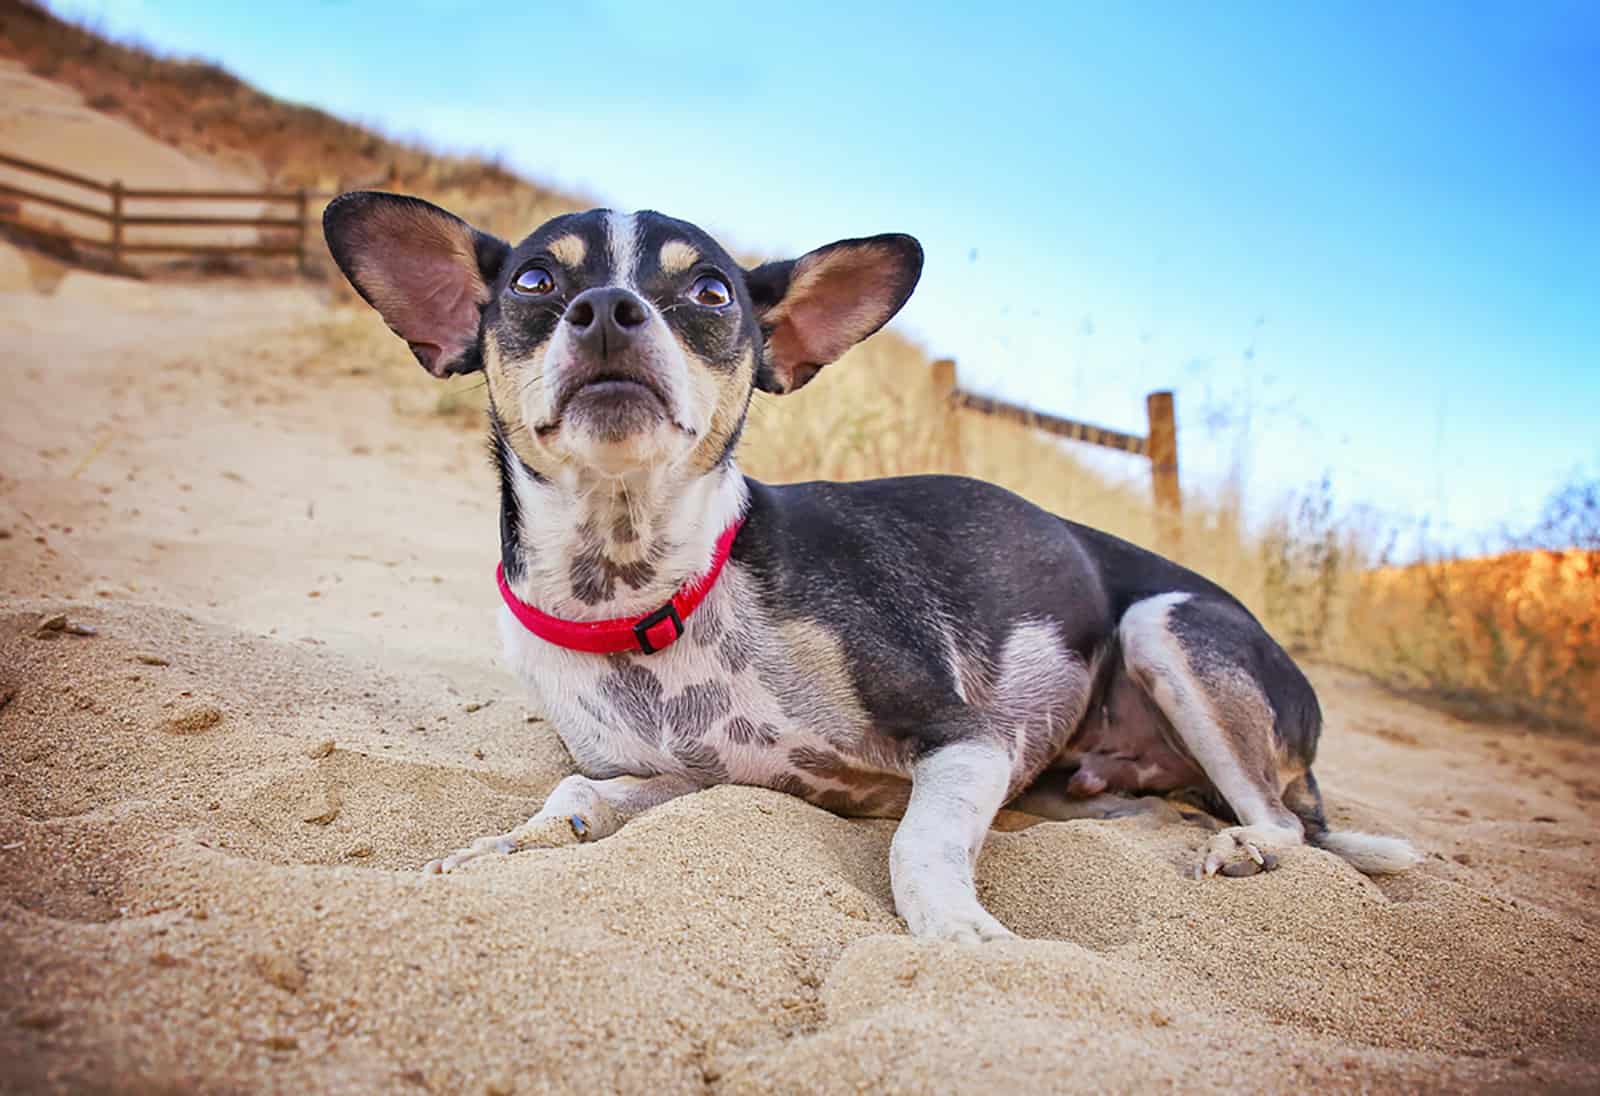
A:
890 741 1015 943
424 772 699 875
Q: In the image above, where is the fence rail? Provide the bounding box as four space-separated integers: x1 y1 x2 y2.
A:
931 358 1181 532
0 151 312 271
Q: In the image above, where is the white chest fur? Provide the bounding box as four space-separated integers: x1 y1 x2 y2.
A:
498 566 903 798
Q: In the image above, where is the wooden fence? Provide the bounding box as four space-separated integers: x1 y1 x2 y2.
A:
931 357 1181 521
0 151 312 271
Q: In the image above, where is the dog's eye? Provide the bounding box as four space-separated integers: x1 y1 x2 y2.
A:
512 266 556 296
689 274 732 308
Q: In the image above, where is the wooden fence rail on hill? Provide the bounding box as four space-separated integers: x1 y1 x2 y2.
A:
0 151 313 271
931 357 1181 526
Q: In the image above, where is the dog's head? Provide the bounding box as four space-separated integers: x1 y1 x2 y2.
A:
324 194 922 481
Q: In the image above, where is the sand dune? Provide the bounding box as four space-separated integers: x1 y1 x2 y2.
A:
2 282 1598 1093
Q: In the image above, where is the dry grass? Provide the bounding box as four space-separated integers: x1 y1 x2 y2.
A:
1344 550 1599 732
12 0 1594 736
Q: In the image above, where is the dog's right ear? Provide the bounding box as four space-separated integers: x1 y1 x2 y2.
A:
323 191 509 378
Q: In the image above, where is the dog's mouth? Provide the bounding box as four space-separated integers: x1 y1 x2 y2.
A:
570 373 667 410
536 369 684 439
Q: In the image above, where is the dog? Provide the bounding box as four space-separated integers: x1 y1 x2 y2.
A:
323 193 1422 942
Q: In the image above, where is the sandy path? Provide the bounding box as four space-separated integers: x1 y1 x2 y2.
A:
1 281 1597 1093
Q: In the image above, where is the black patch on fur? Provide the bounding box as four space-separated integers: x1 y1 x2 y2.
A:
672 739 729 783
724 716 779 747
717 634 752 675
611 510 638 544
661 682 732 740
569 523 663 605
693 599 726 647
811 787 858 815
598 658 665 745
789 745 844 776
770 774 815 800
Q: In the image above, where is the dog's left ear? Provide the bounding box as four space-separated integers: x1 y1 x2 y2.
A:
744 234 923 394
323 191 510 378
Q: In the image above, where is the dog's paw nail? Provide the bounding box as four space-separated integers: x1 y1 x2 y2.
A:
569 815 589 839
1220 859 1261 878
1245 842 1265 865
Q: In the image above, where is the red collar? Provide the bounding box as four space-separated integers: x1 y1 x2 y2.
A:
496 518 744 656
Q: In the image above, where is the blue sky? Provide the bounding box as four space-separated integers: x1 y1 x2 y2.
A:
58 1 1600 548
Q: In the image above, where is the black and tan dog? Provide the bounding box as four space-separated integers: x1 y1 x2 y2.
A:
323 194 1421 942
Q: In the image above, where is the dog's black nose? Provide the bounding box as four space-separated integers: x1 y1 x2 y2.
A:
565 287 649 356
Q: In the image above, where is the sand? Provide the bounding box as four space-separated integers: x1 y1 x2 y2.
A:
2 279 1598 1094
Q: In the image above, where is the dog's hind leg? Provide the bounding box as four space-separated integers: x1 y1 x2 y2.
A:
1119 593 1311 878
890 740 1015 942
423 772 700 875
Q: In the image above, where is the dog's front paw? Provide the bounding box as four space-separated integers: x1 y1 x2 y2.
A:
905 902 1016 944
422 832 520 875
421 806 613 875
1196 826 1287 879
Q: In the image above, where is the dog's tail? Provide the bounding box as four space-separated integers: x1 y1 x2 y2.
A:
1311 830 1425 874
1285 769 1424 875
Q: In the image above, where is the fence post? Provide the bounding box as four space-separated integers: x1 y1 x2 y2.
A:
931 358 963 468
1145 390 1181 549
109 180 124 266
296 188 310 275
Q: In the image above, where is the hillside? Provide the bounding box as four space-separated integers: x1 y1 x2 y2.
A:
0 0 582 238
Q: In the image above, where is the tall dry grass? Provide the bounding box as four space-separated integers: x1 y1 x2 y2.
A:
1250 473 1599 734
1345 550 1599 731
